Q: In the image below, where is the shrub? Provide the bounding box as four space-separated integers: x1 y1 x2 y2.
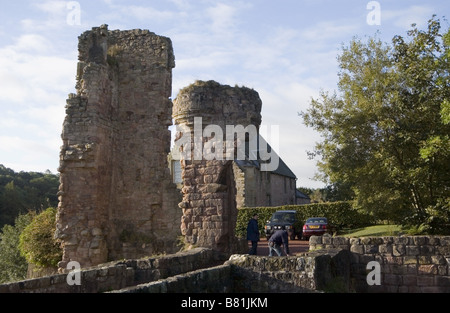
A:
18 207 62 268
0 213 34 283
236 201 374 238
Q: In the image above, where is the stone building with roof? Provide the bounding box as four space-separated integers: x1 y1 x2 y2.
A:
169 135 299 208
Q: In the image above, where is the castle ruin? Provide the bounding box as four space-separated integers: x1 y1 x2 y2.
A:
56 25 181 268
56 26 272 269
173 81 263 253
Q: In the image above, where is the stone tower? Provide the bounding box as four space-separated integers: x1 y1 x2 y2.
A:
173 80 262 254
56 25 181 268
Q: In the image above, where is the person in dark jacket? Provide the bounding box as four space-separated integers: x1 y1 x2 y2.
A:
268 227 290 256
246 214 260 255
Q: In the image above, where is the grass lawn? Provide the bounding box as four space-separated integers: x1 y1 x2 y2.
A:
339 224 402 237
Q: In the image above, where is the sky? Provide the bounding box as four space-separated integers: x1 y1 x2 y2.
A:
0 0 448 189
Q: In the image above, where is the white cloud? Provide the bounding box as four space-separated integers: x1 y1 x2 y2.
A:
301 20 359 43
0 134 60 173
206 3 238 33
0 43 76 104
0 30 74 173
34 0 68 14
126 5 177 22
383 5 435 30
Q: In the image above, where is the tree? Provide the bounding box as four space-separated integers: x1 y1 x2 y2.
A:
18 207 62 269
0 213 34 283
302 16 450 232
0 165 60 228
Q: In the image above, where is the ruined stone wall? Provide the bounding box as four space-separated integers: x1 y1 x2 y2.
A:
172 81 261 254
56 25 182 269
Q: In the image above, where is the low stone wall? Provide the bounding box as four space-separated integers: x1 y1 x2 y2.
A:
225 249 352 292
0 248 217 293
112 263 315 293
111 264 234 293
2 236 449 293
309 235 450 292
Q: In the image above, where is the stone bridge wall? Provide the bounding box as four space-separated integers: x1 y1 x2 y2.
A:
0 248 217 293
309 235 450 292
2 236 449 293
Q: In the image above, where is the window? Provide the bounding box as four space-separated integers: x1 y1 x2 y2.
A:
172 160 182 184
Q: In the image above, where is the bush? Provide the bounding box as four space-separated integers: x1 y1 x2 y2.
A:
18 207 62 268
235 201 374 238
0 213 34 283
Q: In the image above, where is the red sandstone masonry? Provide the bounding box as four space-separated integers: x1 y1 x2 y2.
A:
56 25 181 269
173 81 262 254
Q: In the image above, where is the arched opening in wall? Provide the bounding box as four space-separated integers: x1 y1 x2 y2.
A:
168 123 183 188
216 161 238 252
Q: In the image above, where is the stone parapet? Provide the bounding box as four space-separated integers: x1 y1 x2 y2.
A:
0 248 216 293
309 235 450 292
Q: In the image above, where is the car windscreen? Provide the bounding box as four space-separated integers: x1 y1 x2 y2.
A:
306 218 327 224
271 212 295 223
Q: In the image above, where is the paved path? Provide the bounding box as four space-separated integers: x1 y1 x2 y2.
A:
248 238 310 256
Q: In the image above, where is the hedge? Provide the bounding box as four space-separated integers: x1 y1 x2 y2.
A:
235 201 374 238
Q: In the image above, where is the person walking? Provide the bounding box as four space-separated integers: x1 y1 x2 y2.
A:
246 213 260 255
268 227 290 256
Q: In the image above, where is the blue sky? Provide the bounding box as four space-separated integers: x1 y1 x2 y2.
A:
0 0 448 188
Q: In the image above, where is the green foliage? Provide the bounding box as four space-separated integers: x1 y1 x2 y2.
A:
18 207 62 268
0 165 60 228
301 16 450 230
235 202 374 238
298 182 355 203
0 213 34 283
340 224 402 237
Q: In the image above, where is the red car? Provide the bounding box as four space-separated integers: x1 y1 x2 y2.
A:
302 217 330 240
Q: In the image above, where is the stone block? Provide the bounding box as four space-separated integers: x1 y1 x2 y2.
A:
379 244 393 254
384 274 401 285
418 265 438 275
350 244 364 255
402 275 417 286
417 276 434 286
420 245 435 255
332 237 349 246
364 245 378 254
393 244 406 256
309 236 322 245
406 245 420 256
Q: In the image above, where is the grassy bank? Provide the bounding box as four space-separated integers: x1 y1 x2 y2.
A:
339 224 402 237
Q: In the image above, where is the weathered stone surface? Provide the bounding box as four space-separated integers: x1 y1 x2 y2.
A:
56 25 182 269
314 235 450 293
172 81 262 254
